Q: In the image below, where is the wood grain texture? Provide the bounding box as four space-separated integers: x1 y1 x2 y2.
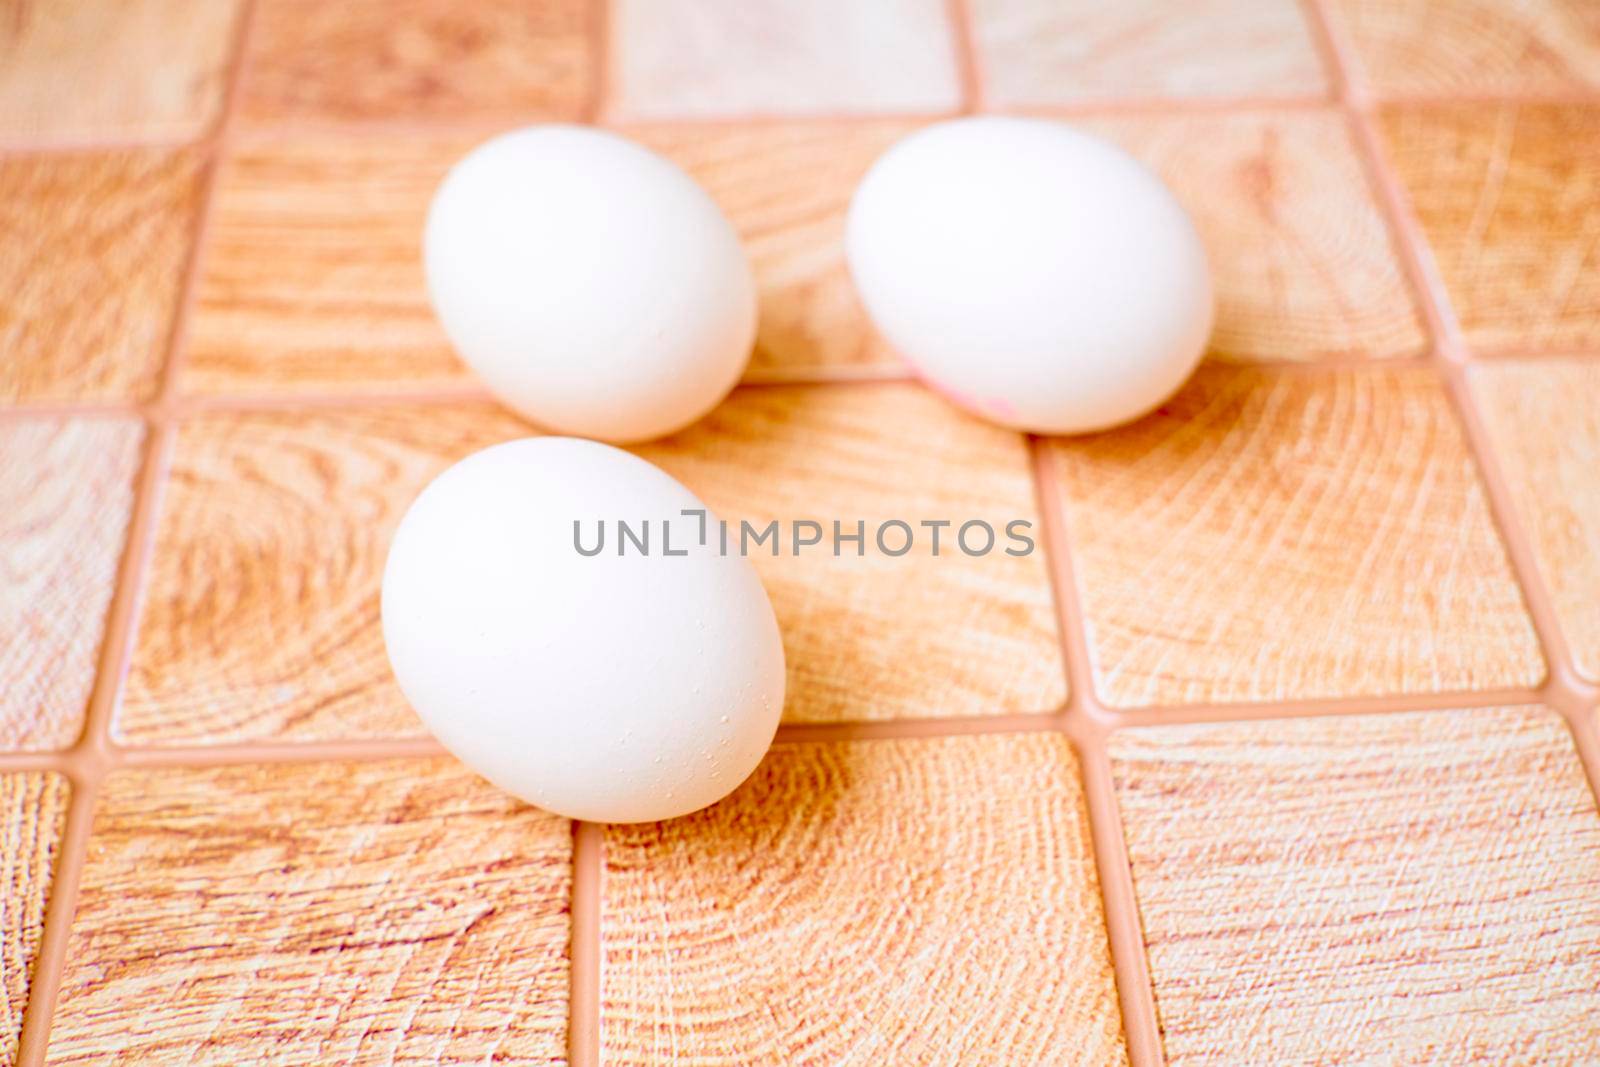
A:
1331 0 1600 97
49 759 570 1065
1469 358 1600 682
0 418 143 751
1110 707 1600 1064
610 0 961 118
637 384 1065 723
602 734 1126 1065
0 148 205 404
1050 365 1543 707
0 773 68 1065
626 121 920 379
119 404 532 744
1080 109 1425 364
969 0 1328 105
1380 103 1600 355
237 0 592 129
182 134 476 396
0 0 241 142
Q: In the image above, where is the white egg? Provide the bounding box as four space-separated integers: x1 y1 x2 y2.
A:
381 437 785 823
846 116 1213 435
424 126 756 443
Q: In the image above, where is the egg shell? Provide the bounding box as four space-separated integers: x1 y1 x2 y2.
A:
846 116 1214 435
381 437 785 823
424 126 757 443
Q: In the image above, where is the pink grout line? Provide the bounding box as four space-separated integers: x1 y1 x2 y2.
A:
944 0 983 114
567 821 603 1067
10 2 259 1062
12 419 177 1067
0 351 1480 423
1303 0 1600 807
109 734 446 768
587 0 611 126
1030 440 1165 1067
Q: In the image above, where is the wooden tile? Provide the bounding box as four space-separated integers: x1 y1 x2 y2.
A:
49 759 569 1064
0 0 241 141
1079 109 1424 365
1331 0 1600 97
611 0 961 119
970 0 1328 105
238 0 591 128
182 134 476 396
119 404 531 744
0 418 143 750
1381 103 1600 355
1470 358 1600 682
0 773 69 1065
626 121 918 379
1110 707 1600 1063
603 734 1126 1064
1051 365 1542 707
637 384 1064 723
0 149 205 404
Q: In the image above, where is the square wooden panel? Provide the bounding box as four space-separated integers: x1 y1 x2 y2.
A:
1469 358 1600 682
1078 109 1424 365
48 759 570 1064
0 0 241 142
0 417 143 750
0 773 69 1065
636 384 1065 723
1330 0 1600 97
1050 365 1542 707
1381 103 1600 356
237 0 592 129
118 403 532 745
181 134 477 396
602 734 1126 1064
1110 707 1600 1063
610 0 961 119
624 121 919 380
969 0 1328 106
0 149 205 404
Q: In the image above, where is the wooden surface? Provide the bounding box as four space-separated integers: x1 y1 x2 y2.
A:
1051 364 1543 707
3 2 1600 1065
1380 103 1600 356
49 759 570 1065
639 384 1065 723
0 419 142 750
602 734 1125 1065
0 0 242 143
0 149 204 404
0 775 67 1066
1330 0 1600 97
969 0 1328 105
119 404 532 744
1081 108 1425 365
183 133 476 396
1470 359 1600 683
610 0 961 118
237 0 592 129
1110 707 1600 1064
627 121 919 379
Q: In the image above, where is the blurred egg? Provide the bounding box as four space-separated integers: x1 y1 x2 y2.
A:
382 437 785 823
424 126 756 443
846 116 1213 434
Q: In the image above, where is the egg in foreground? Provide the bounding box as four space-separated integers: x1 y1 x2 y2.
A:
847 116 1214 435
424 126 757 443
382 437 785 823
